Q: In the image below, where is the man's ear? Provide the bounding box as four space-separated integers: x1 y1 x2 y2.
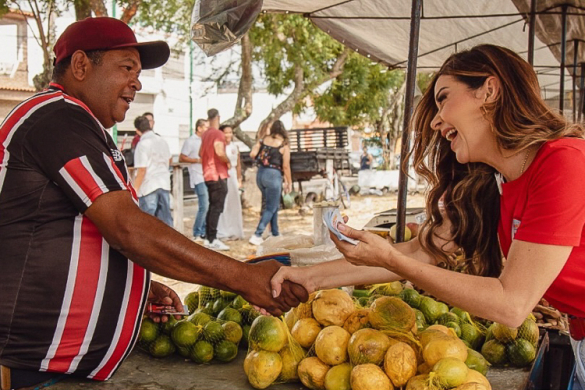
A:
70 50 90 81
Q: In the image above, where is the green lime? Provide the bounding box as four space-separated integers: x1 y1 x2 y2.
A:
139 318 160 344
214 340 238 362
190 340 214 363
161 315 178 335
445 322 462 337
438 312 461 326
399 288 422 308
242 324 251 346
149 334 175 358
239 305 261 325
222 321 243 344
212 298 230 315
171 320 201 348
203 321 225 342
220 290 237 299
419 297 449 324
217 307 243 325
465 348 490 376
461 323 484 350
188 312 211 326
231 295 248 309
507 338 536 367
184 291 199 313
176 345 191 358
481 339 508 366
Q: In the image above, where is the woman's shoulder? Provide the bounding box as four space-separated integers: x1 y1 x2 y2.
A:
534 138 585 169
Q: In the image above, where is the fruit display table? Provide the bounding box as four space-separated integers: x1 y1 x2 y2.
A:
49 348 532 390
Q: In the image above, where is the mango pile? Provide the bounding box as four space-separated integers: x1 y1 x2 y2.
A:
137 286 261 364
244 288 493 390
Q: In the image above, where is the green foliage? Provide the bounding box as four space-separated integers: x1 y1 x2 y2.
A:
314 56 404 128
130 0 195 44
249 14 345 109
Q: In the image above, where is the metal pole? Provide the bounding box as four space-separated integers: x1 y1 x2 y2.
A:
396 0 422 243
527 0 536 65
573 40 579 122
577 63 585 123
189 41 194 136
559 5 568 114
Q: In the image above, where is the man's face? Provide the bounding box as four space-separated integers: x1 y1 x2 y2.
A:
197 120 209 135
81 48 142 128
145 114 154 130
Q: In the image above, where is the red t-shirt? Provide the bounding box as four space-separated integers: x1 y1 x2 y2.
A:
200 127 228 181
498 138 585 317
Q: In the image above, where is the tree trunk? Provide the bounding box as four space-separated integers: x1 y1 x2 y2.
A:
256 47 351 138
73 0 92 20
90 0 108 17
26 0 54 90
121 1 140 23
223 34 255 148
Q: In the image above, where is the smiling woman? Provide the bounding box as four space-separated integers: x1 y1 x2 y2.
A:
269 44 585 389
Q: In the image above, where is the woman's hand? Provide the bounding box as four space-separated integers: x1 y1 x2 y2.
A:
284 182 292 194
332 222 398 269
270 266 317 299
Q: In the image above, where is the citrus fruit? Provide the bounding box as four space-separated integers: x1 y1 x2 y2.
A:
242 324 251 346
461 323 484 350
217 307 243 324
161 315 178 335
171 320 201 348
343 309 371 334
481 339 508 365
446 322 462 337
279 346 304 382
507 338 536 367
249 315 288 352
350 363 392 390
240 305 261 325
222 321 243 344
314 325 351 365
214 340 238 362
176 345 191 358
465 348 490 376
149 334 175 358
384 341 417 387
245 350 283 389
298 356 329 390
518 318 539 346
139 318 159 344
348 328 391 365
399 288 422 308
419 297 449 324
491 323 518 343
184 291 199 313
203 321 225 342
212 298 230 315
324 362 352 390
438 312 461 326
190 340 214 363
432 357 469 388
188 311 211 326
220 290 237 299
232 295 247 309
292 318 322 348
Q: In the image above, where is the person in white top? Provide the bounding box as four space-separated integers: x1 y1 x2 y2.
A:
179 119 209 240
133 114 173 227
217 125 244 240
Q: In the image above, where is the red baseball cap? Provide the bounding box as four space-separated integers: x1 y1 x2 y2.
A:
53 17 170 69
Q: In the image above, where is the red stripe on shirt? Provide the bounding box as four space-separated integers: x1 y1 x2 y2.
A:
106 156 138 201
0 92 62 175
63 158 106 203
47 218 103 372
92 264 146 380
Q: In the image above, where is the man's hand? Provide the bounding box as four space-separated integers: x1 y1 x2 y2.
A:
240 260 309 316
147 281 183 323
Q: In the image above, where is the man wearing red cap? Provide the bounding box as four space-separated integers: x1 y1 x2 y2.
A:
0 17 307 389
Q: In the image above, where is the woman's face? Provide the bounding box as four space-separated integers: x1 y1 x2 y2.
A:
224 127 233 143
430 75 493 164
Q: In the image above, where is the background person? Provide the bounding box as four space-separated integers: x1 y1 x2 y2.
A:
248 120 292 246
199 108 230 251
133 115 173 227
179 118 210 241
0 17 307 390
360 145 373 170
217 124 244 240
270 44 585 386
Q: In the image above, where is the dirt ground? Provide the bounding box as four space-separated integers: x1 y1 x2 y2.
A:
153 192 426 300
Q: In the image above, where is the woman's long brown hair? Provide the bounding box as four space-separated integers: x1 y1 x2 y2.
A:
409 44 583 277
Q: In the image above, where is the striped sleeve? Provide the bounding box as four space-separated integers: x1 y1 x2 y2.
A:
24 104 130 213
